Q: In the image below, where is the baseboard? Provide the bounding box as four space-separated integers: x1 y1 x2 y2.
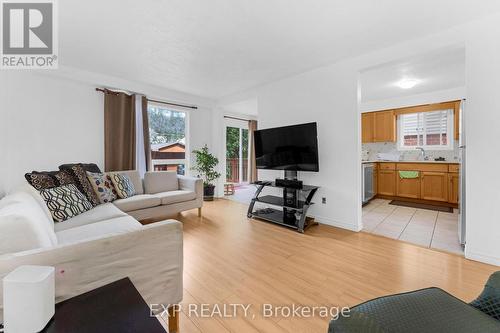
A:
465 250 500 266
311 215 361 232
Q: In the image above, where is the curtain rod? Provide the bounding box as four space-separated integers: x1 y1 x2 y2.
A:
224 115 252 122
95 88 198 110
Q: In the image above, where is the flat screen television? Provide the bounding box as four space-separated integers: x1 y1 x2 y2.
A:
254 122 319 171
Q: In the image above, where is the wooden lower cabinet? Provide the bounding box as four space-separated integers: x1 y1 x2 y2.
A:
420 172 448 202
396 174 420 199
378 170 396 196
448 173 459 204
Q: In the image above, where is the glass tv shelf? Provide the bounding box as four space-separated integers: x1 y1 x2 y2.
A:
247 181 319 233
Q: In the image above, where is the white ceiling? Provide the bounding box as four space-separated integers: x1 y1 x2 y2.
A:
60 1 500 99
360 46 465 102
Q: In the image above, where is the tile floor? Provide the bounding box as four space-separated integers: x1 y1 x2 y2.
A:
362 199 463 255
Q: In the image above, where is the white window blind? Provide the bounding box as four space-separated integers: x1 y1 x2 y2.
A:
398 109 453 150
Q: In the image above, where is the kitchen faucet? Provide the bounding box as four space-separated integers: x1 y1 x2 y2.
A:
416 147 428 160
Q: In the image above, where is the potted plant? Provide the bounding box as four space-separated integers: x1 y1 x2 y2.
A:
192 145 221 201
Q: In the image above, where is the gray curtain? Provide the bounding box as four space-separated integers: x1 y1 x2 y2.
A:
104 92 136 172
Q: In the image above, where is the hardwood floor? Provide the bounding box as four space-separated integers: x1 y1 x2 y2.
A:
169 199 498 333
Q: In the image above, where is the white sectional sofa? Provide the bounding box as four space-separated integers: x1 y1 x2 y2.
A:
0 170 203 322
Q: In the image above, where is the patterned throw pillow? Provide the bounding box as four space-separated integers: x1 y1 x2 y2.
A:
39 184 93 222
60 164 100 207
53 170 75 186
110 173 136 199
86 171 117 204
25 170 75 190
25 172 58 190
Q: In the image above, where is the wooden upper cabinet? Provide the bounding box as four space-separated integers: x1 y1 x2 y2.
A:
361 113 374 143
378 169 396 196
373 110 396 142
421 172 448 202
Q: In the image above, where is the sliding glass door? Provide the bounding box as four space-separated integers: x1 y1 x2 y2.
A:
225 121 249 184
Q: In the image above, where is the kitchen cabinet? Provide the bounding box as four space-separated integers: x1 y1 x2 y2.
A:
373 163 378 195
361 110 395 143
448 172 459 204
373 110 396 142
421 172 448 202
361 113 374 143
378 169 396 196
396 172 421 199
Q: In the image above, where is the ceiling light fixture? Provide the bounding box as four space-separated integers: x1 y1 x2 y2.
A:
396 78 420 89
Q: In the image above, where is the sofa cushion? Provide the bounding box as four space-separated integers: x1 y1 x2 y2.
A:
110 173 136 199
155 190 197 205
8 184 55 228
87 171 117 204
144 171 178 194
56 216 142 245
60 164 100 206
0 192 58 255
54 203 127 232
108 170 144 195
39 184 93 223
113 194 161 212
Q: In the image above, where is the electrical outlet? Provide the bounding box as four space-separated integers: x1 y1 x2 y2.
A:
322 197 326 204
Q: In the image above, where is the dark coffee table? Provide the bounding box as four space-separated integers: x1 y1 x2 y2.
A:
41 277 166 333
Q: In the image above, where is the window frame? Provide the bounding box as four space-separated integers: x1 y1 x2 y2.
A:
147 101 190 175
397 109 454 151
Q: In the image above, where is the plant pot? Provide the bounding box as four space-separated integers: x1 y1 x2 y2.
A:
203 185 215 201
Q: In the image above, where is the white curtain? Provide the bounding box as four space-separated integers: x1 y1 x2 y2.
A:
135 94 147 177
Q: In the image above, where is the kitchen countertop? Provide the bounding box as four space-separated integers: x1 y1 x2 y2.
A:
362 160 459 164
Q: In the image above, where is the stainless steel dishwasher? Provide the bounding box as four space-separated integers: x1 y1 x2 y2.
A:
362 163 375 204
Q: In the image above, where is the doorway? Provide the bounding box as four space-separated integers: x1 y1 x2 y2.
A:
224 117 255 204
358 47 466 255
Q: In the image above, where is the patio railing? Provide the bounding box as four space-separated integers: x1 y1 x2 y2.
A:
226 158 248 183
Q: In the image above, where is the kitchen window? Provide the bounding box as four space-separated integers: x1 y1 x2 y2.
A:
398 109 454 150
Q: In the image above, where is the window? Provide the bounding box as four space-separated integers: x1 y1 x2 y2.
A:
398 109 453 150
148 103 188 174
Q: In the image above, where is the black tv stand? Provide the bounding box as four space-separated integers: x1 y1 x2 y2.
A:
247 179 319 233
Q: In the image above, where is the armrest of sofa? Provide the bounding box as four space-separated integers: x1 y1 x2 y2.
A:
0 220 183 321
178 175 203 199
329 312 387 333
470 271 500 320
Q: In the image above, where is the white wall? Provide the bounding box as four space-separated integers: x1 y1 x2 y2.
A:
464 13 500 266
0 72 104 195
0 71 214 195
256 63 361 231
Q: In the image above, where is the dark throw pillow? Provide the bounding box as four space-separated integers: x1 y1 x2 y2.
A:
59 164 100 206
25 171 58 190
39 184 93 222
59 163 102 173
25 170 76 190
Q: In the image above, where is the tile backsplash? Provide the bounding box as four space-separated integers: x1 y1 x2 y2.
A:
362 141 460 162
